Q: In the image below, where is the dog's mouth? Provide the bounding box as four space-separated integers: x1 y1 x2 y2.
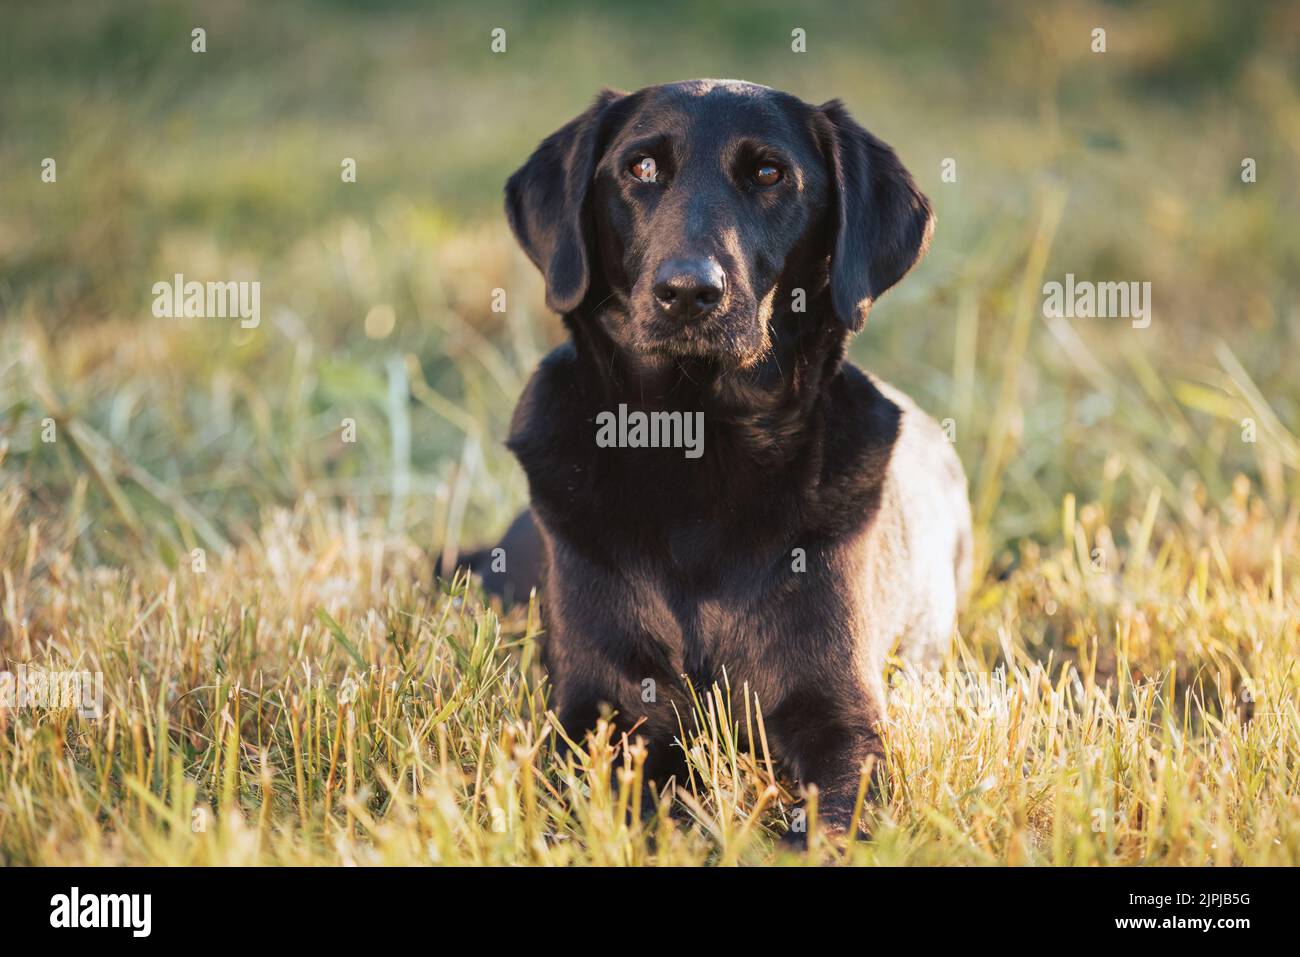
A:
642 318 766 368
631 294 769 368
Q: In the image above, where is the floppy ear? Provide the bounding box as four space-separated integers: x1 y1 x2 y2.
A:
818 100 935 331
504 89 625 314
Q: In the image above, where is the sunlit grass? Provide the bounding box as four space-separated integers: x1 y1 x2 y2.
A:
1 0 1298 866
2 203 1298 866
0 452 1296 864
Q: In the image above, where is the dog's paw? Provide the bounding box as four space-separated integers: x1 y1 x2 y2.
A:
775 814 865 854
777 826 810 852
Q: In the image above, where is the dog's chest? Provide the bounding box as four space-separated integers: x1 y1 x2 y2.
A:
632 572 780 693
605 541 849 687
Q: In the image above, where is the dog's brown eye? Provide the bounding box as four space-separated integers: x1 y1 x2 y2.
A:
629 156 659 184
753 164 783 187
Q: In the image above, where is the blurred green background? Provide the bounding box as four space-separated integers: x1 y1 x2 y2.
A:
1 0 1297 571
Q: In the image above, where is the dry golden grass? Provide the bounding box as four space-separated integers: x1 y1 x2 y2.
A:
2 0 1298 867
2 464 1296 865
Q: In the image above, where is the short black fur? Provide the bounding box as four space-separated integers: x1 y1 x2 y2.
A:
462 80 969 833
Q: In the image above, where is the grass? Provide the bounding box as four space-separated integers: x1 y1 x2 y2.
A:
1 0 1299 865
1 468 1297 865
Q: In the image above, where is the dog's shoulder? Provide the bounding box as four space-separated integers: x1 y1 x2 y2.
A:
822 363 903 475
867 373 966 489
829 362 969 537
507 342 580 454
862 369 973 602
518 340 580 406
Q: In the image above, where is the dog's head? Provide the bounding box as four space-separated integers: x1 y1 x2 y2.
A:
506 80 933 369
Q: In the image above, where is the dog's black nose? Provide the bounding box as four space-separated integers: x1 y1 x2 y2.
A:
652 258 725 321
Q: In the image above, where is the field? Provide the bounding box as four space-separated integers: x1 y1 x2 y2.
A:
1 0 1298 865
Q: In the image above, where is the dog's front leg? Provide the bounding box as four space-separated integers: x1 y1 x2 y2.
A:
769 686 888 837
807 731 887 834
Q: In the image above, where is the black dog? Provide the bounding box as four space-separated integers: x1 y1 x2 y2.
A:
460 80 971 833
